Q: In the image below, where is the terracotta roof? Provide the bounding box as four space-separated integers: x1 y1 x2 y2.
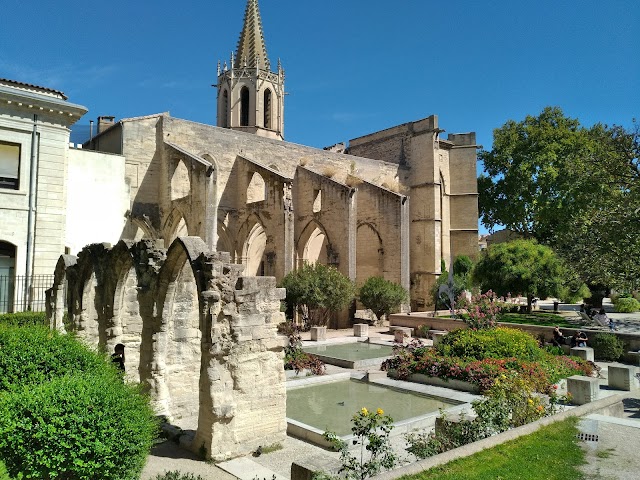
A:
235 0 270 69
0 78 68 100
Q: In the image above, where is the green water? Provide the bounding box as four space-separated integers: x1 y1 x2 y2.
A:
287 379 456 436
303 342 393 361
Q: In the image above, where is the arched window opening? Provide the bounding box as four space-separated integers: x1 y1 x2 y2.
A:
313 189 322 213
243 223 267 276
222 90 229 128
246 172 266 203
240 87 250 127
263 89 272 129
303 227 328 266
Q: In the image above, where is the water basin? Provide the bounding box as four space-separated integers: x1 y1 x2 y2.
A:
286 378 460 439
303 342 394 368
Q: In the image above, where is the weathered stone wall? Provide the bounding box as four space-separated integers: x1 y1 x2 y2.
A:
46 236 286 461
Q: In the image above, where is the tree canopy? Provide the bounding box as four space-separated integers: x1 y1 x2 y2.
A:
479 107 640 290
358 277 408 323
279 263 355 327
472 239 567 312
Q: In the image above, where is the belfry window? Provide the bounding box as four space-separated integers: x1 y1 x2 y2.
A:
222 90 229 128
240 87 250 127
0 142 20 190
263 89 272 129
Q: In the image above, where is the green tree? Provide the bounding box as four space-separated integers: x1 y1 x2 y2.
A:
472 239 567 313
280 263 356 327
358 277 408 324
479 107 640 290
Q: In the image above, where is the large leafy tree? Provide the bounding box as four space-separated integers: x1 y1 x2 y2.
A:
479 107 640 290
280 263 356 327
472 239 567 313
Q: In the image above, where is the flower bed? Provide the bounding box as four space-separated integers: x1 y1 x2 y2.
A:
381 338 593 394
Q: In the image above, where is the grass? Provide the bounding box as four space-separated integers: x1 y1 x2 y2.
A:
400 417 585 480
498 312 574 328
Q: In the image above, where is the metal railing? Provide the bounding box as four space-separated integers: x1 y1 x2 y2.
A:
0 274 54 314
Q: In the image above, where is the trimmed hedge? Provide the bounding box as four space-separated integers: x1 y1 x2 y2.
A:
0 311 46 327
614 297 640 313
591 333 625 361
437 327 543 362
0 325 157 479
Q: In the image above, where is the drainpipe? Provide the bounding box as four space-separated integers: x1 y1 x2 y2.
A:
24 114 39 310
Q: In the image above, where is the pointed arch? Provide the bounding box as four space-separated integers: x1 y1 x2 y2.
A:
216 221 235 261
164 208 190 244
241 221 267 276
246 171 266 203
297 220 331 267
48 254 77 331
154 236 209 419
171 159 191 201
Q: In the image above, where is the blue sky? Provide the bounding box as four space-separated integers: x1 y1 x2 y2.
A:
1 1 638 232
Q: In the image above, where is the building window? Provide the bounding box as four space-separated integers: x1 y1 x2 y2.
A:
240 87 250 127
0 142 20 190
222 90 229 128
263 89 272 129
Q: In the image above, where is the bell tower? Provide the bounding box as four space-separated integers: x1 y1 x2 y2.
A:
216 0 285 140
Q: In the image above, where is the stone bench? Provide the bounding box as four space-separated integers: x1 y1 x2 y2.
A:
570 347 594 362
567 375 600 405
431 330 448 347
353 323 369 337
608 365 639 391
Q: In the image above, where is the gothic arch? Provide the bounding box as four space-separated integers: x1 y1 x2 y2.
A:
297 220 331 267
164 208 190 244
171 159 191 201
240 86 250 127
216 221 236 261
246 171 266 203
48 254 77 332
356 223 384 285
241 220 267 276
153 237 208 419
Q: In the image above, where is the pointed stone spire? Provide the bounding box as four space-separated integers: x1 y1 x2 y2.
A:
235 0 270 69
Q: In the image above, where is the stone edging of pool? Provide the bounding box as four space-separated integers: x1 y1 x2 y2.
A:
285 371 478 449
301 337 396 369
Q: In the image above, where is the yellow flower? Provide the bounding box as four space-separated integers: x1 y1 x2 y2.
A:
377 408 384 416
361 407 368 416
500 374 506 380
527 399 534 405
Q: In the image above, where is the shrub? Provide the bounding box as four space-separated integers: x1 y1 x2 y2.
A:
0 325 108 391
0 311 46 327
282 322 325 375
456 290 503 329
0 372 156 480
358 277 408 324
614 297 640 313
591 333 625 361
154 472 206 480
437 327 543 362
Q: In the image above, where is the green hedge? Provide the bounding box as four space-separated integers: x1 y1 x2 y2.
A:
591 333 625 361
614 297 640 313
437 327 543 362
0 325 157 479
0 311 46 327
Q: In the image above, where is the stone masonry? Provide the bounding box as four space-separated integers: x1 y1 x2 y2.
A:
46 236 287 461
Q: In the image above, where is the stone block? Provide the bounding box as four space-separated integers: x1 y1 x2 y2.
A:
627 351 640 366
310 326 326 341
431 331 447 347
567 375 600 405
570 347 594 362
608 365 639 391
394 327 411 343
354 323 369 337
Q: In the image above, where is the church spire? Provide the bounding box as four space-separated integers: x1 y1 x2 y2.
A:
235 0 270 70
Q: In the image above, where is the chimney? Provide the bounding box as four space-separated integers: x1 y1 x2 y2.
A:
97 116 116 133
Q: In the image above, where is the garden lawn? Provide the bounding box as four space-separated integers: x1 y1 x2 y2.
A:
498 312 574 327
400 417 584 480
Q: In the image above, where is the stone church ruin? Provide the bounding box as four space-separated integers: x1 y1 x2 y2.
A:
47 237 287 461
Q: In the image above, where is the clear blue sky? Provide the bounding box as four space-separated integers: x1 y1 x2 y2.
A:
1 1 638 231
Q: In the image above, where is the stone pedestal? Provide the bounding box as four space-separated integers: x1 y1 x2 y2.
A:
354 323 369 337
608 365 638 391
310 326 327 342
567 375 600 405
394 327 411 343
431 331 447 347
570 347 594 362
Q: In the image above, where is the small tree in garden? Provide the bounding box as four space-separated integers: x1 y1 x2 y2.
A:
324 408 397 480
472 239 567 313
358 277 408 325
280 263 355 327
457 290 503 329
